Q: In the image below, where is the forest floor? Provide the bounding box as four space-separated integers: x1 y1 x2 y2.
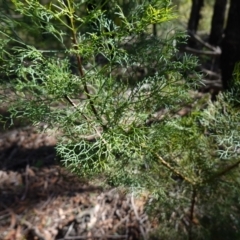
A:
0 125 155 240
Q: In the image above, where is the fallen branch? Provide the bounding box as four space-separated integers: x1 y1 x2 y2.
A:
184 46 221 56
202 79 222 88
131 193 147 240
201 68 221 78
188 32 221 52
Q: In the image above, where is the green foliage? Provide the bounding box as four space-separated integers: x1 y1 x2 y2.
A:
1 1 240 239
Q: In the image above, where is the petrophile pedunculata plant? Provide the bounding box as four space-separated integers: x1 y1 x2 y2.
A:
2 1 240 239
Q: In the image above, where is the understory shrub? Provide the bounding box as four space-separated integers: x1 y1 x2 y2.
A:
1 0 240 239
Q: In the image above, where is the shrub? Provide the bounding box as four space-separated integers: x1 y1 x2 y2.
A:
1 0 240 239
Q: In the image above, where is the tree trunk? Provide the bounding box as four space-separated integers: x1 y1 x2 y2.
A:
209 0 228 46
153 24 157 36
221 0 240 89
187 0 204 46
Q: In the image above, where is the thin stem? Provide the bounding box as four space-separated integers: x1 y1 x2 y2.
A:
204 159 240 184
64 95 88 121
154 153 195 185
64 0 106 128
188 187 197 240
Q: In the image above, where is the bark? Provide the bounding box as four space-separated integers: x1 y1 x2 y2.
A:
209 0 228 46
187 0 204 46
221 0 240 89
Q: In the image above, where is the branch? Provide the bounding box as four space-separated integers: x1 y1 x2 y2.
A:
155 153 195 185
64 0 106 129
188 31 221 52
131 194 147 240
64 95 89 121
205 159 240 184
202 79 222 88
188 188 197 240
201 68 220 78
184 46 221 56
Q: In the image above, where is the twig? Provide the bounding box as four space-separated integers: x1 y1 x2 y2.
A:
69 17 104 126
201 68 220 78
202 79 222 88
188 188 197 240
64 222 74 239
21 164 30 200
64 95 77 108
112 215 129 233
184 46 221 56
64 95 89 122
16 216 46 240
62 1 106 128
39 194 55 210
205 159 240 184
131 193 147 240
188 32 221 52
93 126 107 145
0 210 10 221
155 153 195 185
0 204 16 229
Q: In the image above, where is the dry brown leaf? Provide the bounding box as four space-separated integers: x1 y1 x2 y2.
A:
43 229 54 240
4 229 16 240
15 225 22 240
0 170 9 186
26 166 35 177
9 210 16 229
49 177 58 185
